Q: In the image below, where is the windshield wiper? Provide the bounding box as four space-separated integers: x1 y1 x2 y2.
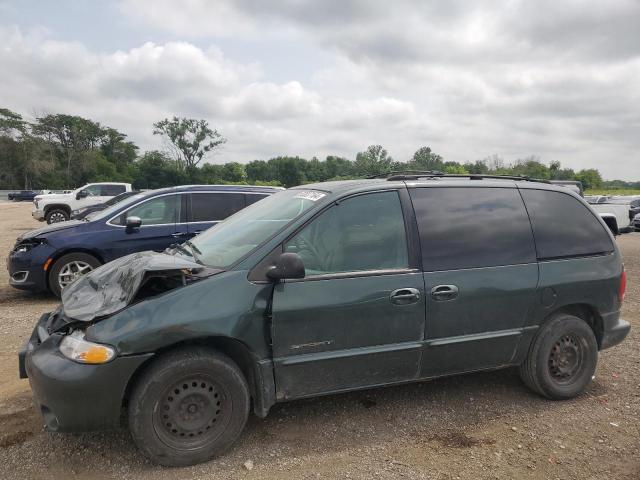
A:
168 243 194 258
168 240 203 265
185 239 202 256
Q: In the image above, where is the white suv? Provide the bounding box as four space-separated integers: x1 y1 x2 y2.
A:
32 183 133 224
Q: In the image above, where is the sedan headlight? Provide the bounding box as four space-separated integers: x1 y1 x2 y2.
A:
14 238 44 253
59 331 116 364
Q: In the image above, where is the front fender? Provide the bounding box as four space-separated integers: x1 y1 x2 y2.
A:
86 270 273 360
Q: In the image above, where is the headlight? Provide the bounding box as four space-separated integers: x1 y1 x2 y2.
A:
59 331 116 364
14 238 44 253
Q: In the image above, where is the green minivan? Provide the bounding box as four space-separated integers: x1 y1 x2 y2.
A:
20 174 630 466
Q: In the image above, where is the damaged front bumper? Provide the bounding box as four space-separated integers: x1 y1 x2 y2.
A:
19 312 153 432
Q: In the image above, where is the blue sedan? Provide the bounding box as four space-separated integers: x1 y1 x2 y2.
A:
7 184 281 296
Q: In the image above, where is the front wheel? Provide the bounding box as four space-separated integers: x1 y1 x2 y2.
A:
519 314 598 399
48 252 101 297
128 348 250 466
46 208 69 224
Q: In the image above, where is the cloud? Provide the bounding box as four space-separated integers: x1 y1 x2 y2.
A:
2 0 640 179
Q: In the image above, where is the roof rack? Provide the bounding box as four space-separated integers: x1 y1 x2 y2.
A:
371 171 550 184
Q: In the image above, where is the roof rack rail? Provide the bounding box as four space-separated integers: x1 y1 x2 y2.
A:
365 170 444 179
373 171 550 183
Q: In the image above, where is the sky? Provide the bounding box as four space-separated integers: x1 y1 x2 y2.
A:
0 0 638 180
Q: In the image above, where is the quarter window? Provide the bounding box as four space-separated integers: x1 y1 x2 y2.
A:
410 187 536 271
520 189 613 259
190 193 246 222
284 191 409 276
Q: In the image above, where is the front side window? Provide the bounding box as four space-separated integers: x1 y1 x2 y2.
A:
84 185 102 196
115 194 178 226
284 191 409 276
410 187 536 271
190 193 246 222
521 189 613 259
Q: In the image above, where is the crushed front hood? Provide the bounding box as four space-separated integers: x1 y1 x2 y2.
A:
61 251 218 322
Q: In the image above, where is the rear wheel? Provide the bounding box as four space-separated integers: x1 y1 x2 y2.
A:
46 208 69 224
519 314 598 399
128 348 250 466
48 252 101 297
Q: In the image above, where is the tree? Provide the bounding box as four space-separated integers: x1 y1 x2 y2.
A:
575 169 603 190
153 117 226 169
410 146 444 171
354 145 393 176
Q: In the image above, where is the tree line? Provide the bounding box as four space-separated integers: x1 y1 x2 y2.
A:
0 107 629 192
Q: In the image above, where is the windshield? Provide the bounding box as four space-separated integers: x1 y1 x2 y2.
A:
190 189 326 268
90 192 148 221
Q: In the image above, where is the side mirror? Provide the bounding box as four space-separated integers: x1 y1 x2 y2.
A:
266 252 305 281
76 190 88 200
125 216 142 232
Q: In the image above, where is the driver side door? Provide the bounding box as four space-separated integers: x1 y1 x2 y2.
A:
271 190 426 400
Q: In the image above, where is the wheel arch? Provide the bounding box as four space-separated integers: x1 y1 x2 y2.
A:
43 203 72 215
121 336 275 420
544 303 604 349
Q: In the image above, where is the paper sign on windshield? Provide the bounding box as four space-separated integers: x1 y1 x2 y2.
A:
293 191 326 201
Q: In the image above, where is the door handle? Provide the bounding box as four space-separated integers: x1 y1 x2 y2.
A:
430 284 459 301
171 232 189 238
390 288 421 305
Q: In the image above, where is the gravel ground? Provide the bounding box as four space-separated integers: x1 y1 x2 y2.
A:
0 201 638 480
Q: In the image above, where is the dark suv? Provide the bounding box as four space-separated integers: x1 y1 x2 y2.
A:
19 175 630 466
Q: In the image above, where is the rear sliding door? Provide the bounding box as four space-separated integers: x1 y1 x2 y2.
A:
409 186 539 377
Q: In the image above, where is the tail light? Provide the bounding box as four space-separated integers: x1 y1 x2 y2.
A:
619 268 627 304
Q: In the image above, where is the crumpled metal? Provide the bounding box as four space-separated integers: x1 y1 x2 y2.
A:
61 251 205 321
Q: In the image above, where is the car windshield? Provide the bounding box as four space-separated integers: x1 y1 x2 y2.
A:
90 192 148 221
190 189 326 268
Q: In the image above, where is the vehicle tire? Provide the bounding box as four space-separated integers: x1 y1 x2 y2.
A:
46 208 69 224
519 314 598 400
128 348 250 467
48 252 101 298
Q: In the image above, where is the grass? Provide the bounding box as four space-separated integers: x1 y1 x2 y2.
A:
585 189 640 196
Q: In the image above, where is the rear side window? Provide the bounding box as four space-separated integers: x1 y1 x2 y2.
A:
189 193 246 222
101 184 126 196
244 193 269 206
520 189 613 260
410 187 536 271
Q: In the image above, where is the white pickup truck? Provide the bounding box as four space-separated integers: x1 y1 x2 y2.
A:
32 182 133 224
584 195 632 235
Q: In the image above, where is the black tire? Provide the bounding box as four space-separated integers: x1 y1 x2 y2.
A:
48 252 101 298
519 314 598 399
128 348 250 467
46 208 69 224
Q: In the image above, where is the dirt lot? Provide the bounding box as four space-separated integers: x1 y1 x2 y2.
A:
0 201 638 480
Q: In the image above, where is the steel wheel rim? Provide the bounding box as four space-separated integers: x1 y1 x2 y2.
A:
49 212 66 223
548 334 583 384
153 374 230 451
58 261 93 289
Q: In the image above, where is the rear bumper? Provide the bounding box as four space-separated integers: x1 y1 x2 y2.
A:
21 313 153 432
600 314 631 350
